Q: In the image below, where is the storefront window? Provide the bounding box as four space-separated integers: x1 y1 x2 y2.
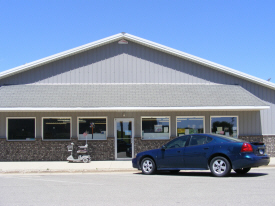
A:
43 118 71 140
177 117 204 136
142 117 170 139
211 116 238 138
7 118 35 140
78 118 107 140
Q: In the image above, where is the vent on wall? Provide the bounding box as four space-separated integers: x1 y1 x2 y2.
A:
118 39 128 44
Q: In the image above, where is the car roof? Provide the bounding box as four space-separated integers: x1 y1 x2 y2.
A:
186 133 244 142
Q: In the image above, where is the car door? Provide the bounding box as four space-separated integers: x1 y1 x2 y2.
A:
157 136 189 169
183 135 214 169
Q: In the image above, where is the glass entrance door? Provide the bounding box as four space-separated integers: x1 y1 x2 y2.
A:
115 118 134 159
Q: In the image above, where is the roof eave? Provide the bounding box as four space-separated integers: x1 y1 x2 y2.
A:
0 106 270 112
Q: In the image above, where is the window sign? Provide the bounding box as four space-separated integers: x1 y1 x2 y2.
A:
142 117 169 139
211 116 238 138
78 118 106 140
177 117 204 137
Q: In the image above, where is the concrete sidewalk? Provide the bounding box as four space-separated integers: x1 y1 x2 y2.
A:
0 158 274 174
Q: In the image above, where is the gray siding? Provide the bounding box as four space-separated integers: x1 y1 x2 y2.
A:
0 111 262 138
0 40 274 134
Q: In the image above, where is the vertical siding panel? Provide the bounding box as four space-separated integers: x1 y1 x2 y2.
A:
106 45 111 83
132 43 137 83
123 47 128 83
136 46 142 83
84 50 89 84
97 48 102 84
92 49 97 83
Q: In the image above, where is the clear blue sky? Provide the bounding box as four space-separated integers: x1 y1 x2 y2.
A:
1 0 274 83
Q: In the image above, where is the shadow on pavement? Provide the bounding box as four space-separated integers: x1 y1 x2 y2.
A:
134 170 268 178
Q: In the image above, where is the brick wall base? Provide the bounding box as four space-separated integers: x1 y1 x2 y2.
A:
134 137 177 157
1 135 274 161
0 137 115 161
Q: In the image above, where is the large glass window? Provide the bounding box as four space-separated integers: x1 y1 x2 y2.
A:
142 117 170 139
7 118 35 140
211 116 238 138
43 118 71 140
78 118 107 140
177 117 204 136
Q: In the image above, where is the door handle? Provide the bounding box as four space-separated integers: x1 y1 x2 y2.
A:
203 147 209 150
177 151 181 153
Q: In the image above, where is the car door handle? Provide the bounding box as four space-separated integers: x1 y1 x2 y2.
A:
203 147 209 150
177 151 181 153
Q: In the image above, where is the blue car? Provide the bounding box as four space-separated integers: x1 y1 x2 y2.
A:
132 134 270 177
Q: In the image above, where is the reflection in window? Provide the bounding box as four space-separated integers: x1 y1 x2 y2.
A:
8 118 35 140
211 117 238 138
165 136 189 149
79 118 106 140
188 135 213 146
177 117 204 136
142 117 169 139
43 118 70 140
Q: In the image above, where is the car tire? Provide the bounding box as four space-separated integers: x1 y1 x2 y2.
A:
234 167 251 174
169 170 180 174
141 157 156 175
210 156 231 177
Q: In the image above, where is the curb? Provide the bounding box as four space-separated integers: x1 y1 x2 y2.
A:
0 168 137 174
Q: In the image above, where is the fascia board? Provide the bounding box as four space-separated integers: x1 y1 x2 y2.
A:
0 106 270 112
0 33 124 80
124 33 275 90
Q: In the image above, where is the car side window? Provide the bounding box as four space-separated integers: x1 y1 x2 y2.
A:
165 136 189 149
188 135 209 146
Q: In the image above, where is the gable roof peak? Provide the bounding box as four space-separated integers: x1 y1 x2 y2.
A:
0 33 274 90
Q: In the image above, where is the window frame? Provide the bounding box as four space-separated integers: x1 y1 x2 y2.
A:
176 116 205 137
141 116 170 140
6 117 36 141
210 115 239 138
77 116 108 140
42 117 72 141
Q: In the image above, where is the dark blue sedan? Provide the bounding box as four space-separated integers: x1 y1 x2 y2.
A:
132 134 270 177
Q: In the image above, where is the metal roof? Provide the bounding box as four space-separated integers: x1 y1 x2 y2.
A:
0 84 269 111
0 33 274 90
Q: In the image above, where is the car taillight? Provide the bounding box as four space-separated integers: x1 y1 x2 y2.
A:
241 143 253 152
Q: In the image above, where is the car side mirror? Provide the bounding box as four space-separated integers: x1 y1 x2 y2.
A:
161 145 166 150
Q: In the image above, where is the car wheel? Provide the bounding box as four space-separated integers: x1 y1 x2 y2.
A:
210 156 231 177
234 167 251 174
141 157 156 175
169 170 180 174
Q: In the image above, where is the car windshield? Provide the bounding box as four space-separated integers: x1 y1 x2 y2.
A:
213 134 243 142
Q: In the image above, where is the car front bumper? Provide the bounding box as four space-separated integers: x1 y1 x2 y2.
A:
132 157 139 169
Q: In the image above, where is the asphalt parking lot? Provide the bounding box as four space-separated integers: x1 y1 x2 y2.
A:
1 167 275 206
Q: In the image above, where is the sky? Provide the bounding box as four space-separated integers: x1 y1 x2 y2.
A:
0 0 275 83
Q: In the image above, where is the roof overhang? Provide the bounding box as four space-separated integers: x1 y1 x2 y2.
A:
0 106 270 112
0 33 275 90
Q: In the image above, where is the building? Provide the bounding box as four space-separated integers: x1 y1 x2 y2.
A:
0 33 274 161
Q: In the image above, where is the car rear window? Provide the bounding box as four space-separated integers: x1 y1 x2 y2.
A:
214 134 243 142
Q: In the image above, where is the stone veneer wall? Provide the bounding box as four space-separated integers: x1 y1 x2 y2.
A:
0 137 115 161
0 136 274 161
239 136 275 157
134 137 177 157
